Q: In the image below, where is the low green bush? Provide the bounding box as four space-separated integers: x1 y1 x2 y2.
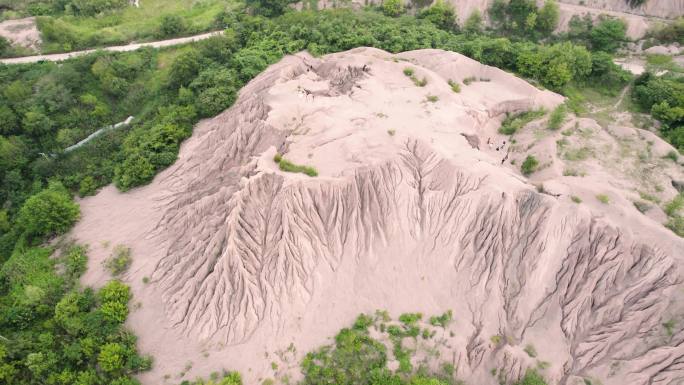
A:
105 244 132 276
276 157 318 177
428 310 452 328
448 79 461 93
499 109 545 135
596 194 610 204
548 104 567 130
16 182 80 242
521 155 539 176
159 15 186 38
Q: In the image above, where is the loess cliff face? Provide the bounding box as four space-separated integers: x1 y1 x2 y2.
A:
74 48 684 385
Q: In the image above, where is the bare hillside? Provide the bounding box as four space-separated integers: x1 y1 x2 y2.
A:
72 48 684 385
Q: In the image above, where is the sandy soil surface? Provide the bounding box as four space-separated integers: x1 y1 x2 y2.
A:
614 56 647 74
0 17 40 52
71 47 684 385
0 30 222 64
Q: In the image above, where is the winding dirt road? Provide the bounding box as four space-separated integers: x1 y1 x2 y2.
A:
0 30 222 65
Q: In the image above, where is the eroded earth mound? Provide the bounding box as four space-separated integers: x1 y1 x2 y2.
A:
72 48 684 385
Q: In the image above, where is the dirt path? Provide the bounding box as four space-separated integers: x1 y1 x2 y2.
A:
0 31 222 65
590 84 632 114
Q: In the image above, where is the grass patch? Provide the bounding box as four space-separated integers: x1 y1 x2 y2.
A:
521 155 539 176
563 146 592 161
667 216 684 237
462 76 476 85
596 194 610 204
413 76 428 87
664 150 680 162
524 344 537 358
105 244 132 276
571 195 582 203
646 54 673 67
664 194 684 217
548 104 567 130
448 79 461 93
639 191 660 204
499 109 546 135
274 153 318 177
563 168 583 177
428 310 452 328
403 67 427 87
425 94 438 103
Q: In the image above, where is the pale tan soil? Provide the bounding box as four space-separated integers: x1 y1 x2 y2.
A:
71 48 684 385
0 17 40 52
614 56 647 74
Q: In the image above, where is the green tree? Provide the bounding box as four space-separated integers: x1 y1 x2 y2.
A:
525 12 537 31
488 0 508 28
418 0 457 31
158 15 186 38
507 0 537 31
0 36 9 57
98 343 125 373
590 17 627 53
245 0 294 17
382 0 404 17
22 108 54 135
99 280 131 304
16 182 80 241
0 136 27 172
0 106 18 134
196 87 237 117
79 176 98 197
464 9 483 35
114 154 156 191
537 0 559 34
167 50 203 89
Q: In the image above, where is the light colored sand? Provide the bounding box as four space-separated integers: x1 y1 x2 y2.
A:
0 17 40 52
71 48 684 385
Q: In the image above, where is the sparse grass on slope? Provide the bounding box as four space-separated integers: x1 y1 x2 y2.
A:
499 109 546 135
274 154 318 177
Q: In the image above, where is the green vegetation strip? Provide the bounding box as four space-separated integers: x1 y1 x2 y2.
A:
274 154 318 177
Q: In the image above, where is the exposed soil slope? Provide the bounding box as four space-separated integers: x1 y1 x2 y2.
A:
72 48 684 385
0 17 40 52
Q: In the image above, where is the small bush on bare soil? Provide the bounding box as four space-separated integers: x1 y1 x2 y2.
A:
521 155 539 176
106 244 132 276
